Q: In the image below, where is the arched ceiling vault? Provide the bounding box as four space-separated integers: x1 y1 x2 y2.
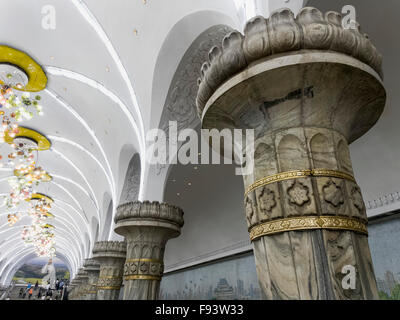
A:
0 0 307 281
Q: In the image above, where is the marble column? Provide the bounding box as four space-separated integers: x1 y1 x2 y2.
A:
196 7 386 300
67 283 74 300
68 283 75 300
75 269 89 300
69 280 80 300
114 201 184 300
92 241 126 300
83 259 100 300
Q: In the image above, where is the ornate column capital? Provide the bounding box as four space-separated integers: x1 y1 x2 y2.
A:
92 241 127 260
74 268 89 300
83 259 100 300
83 258 100 272
92 241 127 300
76 268 88 279
115 201 184 230
114 201 184 300
197 7 383 118
69 280 80 291
69 278 82 300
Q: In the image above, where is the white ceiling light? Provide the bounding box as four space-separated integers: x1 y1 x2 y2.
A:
51 147 99 220
45 66 147 208
0 220 84 261
1 243 78 285
48 135 111 188
70 0 147 211
45 89 115 227
51 174 97 210
70 0 145 144
52 200 90 230
50 181 86 217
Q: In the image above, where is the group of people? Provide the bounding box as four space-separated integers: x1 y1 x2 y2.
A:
19 279 69 300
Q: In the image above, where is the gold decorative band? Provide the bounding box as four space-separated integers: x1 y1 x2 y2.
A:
5 127 52 151
98 276 122 279
245 169 356 196
249 215 367 241
126 258 163 264
97 286 121 290
124 275 162 281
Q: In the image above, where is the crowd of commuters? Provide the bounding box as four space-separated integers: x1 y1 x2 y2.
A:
18 278 69 300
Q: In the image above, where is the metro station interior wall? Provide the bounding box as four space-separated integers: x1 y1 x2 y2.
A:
368 213 400 299
160 252 261 300
163 163 249 271
160 214 400 300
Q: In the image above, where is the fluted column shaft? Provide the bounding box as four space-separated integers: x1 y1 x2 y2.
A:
83 259 100 300
244 127 379 300
69 281 80 300
92 241 126 300
68 285 74 300
197 7 386 300
79 278 89 300
115 201 184 300
68 285 75 300
68 286 74 300
74 269 89 300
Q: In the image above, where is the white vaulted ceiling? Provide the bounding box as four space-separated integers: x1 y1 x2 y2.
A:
0 0 149 281
0 0 260 282
8 0 400 283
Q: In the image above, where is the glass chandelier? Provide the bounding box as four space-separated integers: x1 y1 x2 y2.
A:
22 197 56 257
1 47 54 258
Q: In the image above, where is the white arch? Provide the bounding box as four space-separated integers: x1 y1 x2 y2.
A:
0 194 93 243
45 66 147 206
50 147 100 218
52 202 91 237
45 89 116 201
44 67 143 157
0 176 89 227
48 135 112 209
0 211 88 261
70 0 147 208
0 214 85 255
2 245 77 286
70 0 145 147
49 181 85 216
0 173 97 213
0 236 80 284
52 174 97 209
0 224 84 266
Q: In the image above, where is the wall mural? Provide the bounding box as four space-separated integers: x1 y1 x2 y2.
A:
160 253 262 300
160 214 400 300
368 215 400 300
